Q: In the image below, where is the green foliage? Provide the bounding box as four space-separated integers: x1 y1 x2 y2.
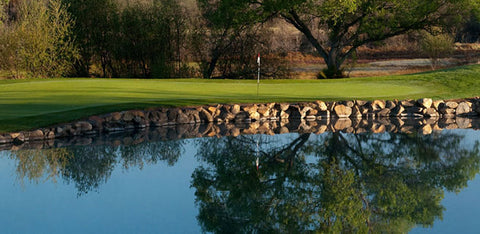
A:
0 24 18 75
1 0 477 79
222 0 473 78
195 0 291 79
118 1 177 78
420 32 455 69
0 1 6 26
63 0 186 78
456 3 480 43
0 0 78 78
62 0 120 77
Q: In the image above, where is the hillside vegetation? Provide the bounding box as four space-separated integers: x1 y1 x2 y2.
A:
1 0 479 79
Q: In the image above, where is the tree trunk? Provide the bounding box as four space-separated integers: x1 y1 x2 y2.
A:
203 48 220 79
282 11 347 78
321 47 345 78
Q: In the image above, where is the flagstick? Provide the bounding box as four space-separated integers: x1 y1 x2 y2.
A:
257 53 260 98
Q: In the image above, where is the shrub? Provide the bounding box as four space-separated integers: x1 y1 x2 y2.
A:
420 32 455 70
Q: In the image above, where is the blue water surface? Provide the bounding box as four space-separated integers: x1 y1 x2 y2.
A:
0 139 200 234
0 130 479 233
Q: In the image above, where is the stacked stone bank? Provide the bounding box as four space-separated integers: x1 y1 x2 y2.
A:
1 97 479 145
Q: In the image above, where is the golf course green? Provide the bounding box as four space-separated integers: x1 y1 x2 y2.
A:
1 64 479 132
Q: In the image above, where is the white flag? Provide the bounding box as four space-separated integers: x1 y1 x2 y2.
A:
257 53 261 65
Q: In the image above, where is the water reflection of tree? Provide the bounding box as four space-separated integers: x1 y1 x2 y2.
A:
7 148 72 184
7 140 184 195
191 132 480 233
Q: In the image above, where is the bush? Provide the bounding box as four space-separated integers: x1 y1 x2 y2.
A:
420 32 454 70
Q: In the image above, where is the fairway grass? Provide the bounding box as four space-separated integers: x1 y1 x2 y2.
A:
1 64 480 132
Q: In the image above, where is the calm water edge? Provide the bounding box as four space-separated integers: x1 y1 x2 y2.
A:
1 126 480 233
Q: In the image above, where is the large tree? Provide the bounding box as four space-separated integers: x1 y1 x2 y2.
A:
203 0 471 78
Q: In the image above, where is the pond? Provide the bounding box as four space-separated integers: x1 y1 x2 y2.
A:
1 120 480 233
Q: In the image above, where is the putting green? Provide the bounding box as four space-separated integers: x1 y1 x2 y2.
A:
0 79 427 119
0 64 479 132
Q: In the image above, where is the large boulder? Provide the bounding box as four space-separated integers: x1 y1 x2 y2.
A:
199 108 214 122
445 101 459 109
371 100 386 111
257 105 271 117
208 105 222 118
456 102 472 116
315 101 328 111
334 105 352 118
27 130 45 140
75 121 93 132
343 100 355 108
417 98 433 109
111 112 122 121
11 132 25 144
168 109 179 122
45 130 55 139
231 104 241 115
185 109 201 123
401 99 416 107
278 103 290 111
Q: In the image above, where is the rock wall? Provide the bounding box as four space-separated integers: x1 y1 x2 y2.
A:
2 117 480 151
1 97 480 145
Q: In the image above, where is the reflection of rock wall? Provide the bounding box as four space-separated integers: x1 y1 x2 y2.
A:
2 116 480 151
1 98 480 146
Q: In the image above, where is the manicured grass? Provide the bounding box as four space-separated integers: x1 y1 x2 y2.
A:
1 64 480 132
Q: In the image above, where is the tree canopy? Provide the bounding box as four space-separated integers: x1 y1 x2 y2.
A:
1 0 478 78
204 0 474 77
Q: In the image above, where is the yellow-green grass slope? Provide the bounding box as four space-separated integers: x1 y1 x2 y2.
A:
1 64 479 132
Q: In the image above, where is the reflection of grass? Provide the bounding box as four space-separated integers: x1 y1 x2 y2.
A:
1 64 480 132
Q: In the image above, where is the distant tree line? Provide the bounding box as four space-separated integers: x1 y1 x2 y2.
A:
0 0 479 79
